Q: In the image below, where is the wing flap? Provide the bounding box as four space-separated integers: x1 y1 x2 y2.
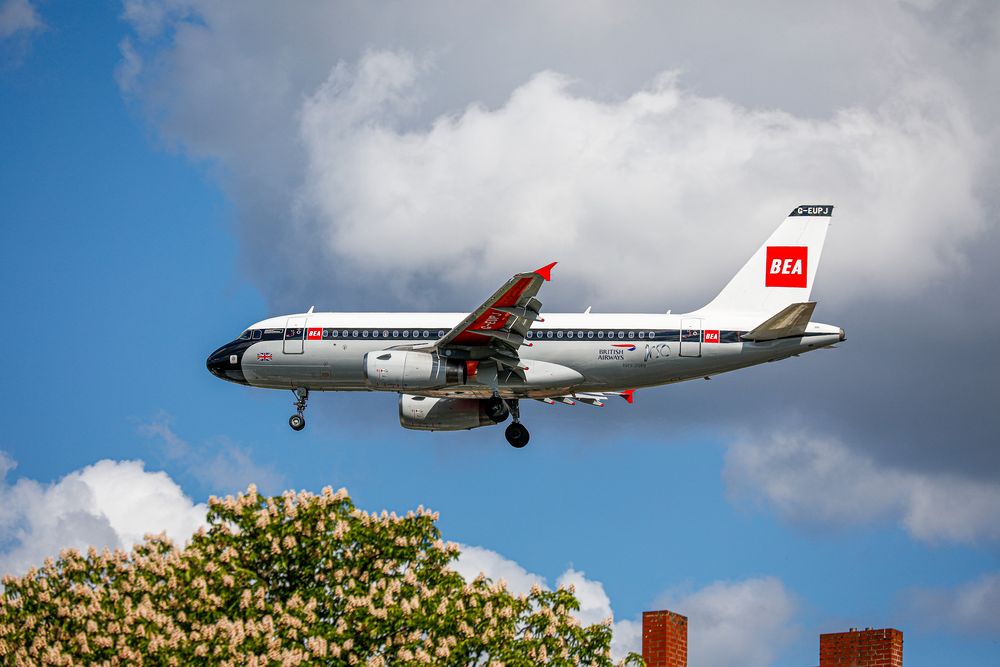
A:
535 390 635 408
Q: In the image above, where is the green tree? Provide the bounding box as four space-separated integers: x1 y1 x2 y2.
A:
0 486 643 666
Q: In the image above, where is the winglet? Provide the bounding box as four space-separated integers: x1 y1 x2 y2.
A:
620 389 635 404
534 261 558 281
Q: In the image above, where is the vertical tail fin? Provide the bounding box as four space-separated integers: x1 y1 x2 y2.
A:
698 204 833 315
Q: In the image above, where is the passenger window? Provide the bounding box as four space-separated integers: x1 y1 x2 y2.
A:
567 331 574 339
383 330 389 338
598 331 604 339
618 331 625 339
557 331 564 339
648 331 655 339
587 331 594 339
438 330 445 337
413 330 419 338
547 331 553 339
403 331 410 338
342 330 348 338
392 330 399 338
639 331 645 339
423 330 429 338
352 330 359 337
363 330 369 338
332 330 339 338
628 331 635 339
577 331 584 338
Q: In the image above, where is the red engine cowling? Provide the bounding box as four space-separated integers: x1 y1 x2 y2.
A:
399 394 506 431
363 351 465 390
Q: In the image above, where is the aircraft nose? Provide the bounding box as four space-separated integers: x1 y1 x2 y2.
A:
839 327 847 342
206 345 248 385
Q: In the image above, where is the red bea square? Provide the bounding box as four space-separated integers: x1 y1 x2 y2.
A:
704 330 720 343
765 246 808 288
307 328 323 340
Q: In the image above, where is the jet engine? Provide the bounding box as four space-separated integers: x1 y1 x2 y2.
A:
363 350 466 390
399 394 509 431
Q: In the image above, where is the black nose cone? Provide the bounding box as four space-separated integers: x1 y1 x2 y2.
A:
207 345 248 385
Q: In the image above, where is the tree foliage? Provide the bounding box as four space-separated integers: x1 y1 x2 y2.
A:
0 486 641 666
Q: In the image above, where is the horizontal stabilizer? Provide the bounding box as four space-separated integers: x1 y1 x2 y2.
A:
741 302 816 342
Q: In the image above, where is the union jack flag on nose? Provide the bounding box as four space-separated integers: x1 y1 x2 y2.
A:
257 352 272 361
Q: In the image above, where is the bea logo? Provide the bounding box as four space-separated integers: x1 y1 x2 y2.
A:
765 246 808 288
307 328 323 340
704 330 720 344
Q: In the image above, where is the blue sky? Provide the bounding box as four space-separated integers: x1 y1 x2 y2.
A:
2 2 999 665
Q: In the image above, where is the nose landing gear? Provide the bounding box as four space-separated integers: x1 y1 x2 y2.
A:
289 388 309 431
502 399 530 448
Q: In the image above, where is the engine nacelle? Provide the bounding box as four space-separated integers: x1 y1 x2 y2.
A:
363 350 465 390
399 395 506 431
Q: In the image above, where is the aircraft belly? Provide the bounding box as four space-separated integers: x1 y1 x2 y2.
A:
521 340 798 389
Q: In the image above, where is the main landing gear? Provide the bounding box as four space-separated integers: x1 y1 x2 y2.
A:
289 388 309 431
503 399 530 448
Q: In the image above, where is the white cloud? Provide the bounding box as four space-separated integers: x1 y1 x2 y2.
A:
610 617 642 664
454 546 638 657
115 38 143 93
658 577 798 667
0 0 42 39
293 52 983 311
452 544 546 597
724 430 1000 544
139 413 286 495
117 2 999 313
906 572 1000 635
0 452 206 577
557 568 614 626
454 544 797 664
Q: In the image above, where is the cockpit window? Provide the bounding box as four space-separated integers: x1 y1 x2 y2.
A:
238 330 252 341
253 330 262 340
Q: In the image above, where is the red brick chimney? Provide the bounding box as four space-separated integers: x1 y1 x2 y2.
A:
819 627 903 667
642 609 688 667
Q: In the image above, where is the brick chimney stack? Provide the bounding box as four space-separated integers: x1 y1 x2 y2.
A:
642 609 688 667
819 627 903 667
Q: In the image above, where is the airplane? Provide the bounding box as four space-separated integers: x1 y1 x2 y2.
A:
207 204 844 447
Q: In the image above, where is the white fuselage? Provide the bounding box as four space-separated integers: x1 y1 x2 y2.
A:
218 310 843 399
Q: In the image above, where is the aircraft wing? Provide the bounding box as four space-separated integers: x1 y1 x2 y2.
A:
429 262 557 375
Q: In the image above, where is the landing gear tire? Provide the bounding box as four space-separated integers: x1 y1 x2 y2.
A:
505 422 530 448
484 396 510 423
289 387 309 432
